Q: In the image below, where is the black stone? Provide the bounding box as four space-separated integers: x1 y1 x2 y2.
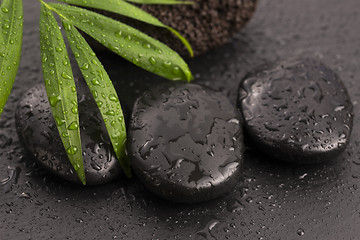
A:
15 83 124 185
129 83 245 203
238 58 354 163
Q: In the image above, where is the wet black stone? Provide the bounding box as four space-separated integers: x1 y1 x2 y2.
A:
15 83 123 185
238 58 354 163
129 83 245 203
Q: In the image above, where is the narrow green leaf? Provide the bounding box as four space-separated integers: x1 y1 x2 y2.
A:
39 3 85 184
49 3 193 82
0 0 23 114
56 0 193 57
61 20 131 177
126 0 193 4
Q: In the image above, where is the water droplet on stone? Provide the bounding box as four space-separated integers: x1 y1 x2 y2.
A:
15 84 124 185
297 228 305 236
129 83 244 203
238 58 353 163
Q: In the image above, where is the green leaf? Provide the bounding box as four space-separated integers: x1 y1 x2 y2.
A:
126 0 193 4
49 3 193 82
0 0 23 114
39 3 85 185
61 20 131 178
56 0 193 57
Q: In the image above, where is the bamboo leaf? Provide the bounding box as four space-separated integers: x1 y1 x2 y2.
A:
61 20 131 177
0 0 23 114
126 0 193 4
49 3 193 82
56 0 193 57
39 3 85 184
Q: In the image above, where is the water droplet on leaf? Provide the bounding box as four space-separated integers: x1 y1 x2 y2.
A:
67 146 78 155
68 121 79 130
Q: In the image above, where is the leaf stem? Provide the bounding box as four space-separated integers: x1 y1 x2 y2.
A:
39 0 68 21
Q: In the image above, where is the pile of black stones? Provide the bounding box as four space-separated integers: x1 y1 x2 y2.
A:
15 58 353 203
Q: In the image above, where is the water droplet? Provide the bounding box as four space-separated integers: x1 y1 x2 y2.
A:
67 146 78 155
2 23 10 30
19 192 31 199
89 90 98 99
91 79 100 85
334 105 345 112
73 163 80 171
72 107 78 114
55 47 63 52
97 101 103 107
0 166 21 193
2 8 9 13
173 66 181 74
297 228 305 236
49 95 61 107
149 57 156 65
105 110 115 116
61 72 73 80
143 43 151 49
64 23 72 30
55 116 65 126
81 62 89 70
115 31 122 37
108 94 118 102
90 162 102 171
227 199 245 213
68 121 79 130
195 219 220 240
163 61 172 68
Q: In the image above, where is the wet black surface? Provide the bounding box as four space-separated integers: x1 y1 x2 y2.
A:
129 83 244 203
15 84 123 185
238 58 353 163
1 0 360 239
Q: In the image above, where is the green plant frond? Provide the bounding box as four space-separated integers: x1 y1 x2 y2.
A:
56 0 193 57
126 0 194 4
61 20 131 177
49 3 193 82
0 0 23 114
39 3 85 184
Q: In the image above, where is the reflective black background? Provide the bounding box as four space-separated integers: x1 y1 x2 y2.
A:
0 0 359 239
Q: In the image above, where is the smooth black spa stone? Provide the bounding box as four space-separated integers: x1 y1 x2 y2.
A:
15 84 123 185
238 58 354 163
129 83 245 203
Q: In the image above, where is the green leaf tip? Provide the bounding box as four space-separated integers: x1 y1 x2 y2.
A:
0 0 23 115
39 3 86 185
61 20 132 178
49 3 192 82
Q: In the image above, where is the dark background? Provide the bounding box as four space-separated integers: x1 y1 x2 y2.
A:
1 0 360 239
